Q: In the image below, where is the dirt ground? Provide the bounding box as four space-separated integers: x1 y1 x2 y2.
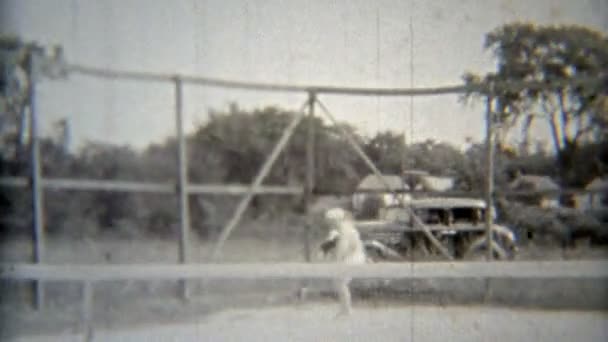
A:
1 234 607 340
8 304 608 342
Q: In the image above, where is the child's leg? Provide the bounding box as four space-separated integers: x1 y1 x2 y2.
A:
335 277 352 315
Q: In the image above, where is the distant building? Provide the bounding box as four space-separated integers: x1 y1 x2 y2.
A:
561 192 591 211
401 170 454 193
509 174 561 208
586 177 608 210
352 174 410 216
419 175 455 192
401 170 430 191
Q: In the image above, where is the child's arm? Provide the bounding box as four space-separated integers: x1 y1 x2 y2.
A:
320 229 339 256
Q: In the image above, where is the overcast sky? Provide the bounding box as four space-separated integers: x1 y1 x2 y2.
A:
1 0 607 151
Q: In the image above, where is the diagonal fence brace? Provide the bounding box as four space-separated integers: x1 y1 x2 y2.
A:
210 100 310 261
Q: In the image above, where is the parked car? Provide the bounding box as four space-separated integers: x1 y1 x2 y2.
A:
355 197 518 261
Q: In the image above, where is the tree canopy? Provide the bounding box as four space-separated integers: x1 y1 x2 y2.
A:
464 22 608 184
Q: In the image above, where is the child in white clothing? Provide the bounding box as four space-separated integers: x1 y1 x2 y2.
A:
320 208 367 316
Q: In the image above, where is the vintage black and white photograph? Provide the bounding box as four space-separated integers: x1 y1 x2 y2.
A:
1 0 607 341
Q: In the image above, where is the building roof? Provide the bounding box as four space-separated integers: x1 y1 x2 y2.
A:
356 174 407 191
420 175 455 192
586 177 608 191
509 175 560 192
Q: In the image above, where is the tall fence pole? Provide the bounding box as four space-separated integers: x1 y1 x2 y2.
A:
28 51 45 310
304 92 316 263
484 96 495 261
174 76 191 300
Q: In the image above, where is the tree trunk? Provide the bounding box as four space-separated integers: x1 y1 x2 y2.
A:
548 111 563 155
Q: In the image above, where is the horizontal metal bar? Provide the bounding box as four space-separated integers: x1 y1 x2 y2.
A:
0 177 302 195
71 63 464 95
69 64 309 93
311 84 467 96
68 64 606 97
0 177 27 187
1 260 606 282
43 178 175 193
0 177 175 193
69 64 171 83
188 184 303 195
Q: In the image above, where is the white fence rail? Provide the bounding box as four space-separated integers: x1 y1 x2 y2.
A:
2 260 607 282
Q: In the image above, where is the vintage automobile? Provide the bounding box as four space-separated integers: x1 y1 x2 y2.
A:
355 197 518 261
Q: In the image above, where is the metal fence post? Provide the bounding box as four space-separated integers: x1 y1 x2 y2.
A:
304 91 316 263
485 95 495 261
81 281 94 342
174 76 191 300
28 50 46 310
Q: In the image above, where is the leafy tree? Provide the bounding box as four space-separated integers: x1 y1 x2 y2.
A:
191 103 364 195
1 36 70 236
313 122 363 194
1 35 33 172
387 139 469 185
464 23 608 184
363 131 405 174
0 35 66 173
69 143 143 229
